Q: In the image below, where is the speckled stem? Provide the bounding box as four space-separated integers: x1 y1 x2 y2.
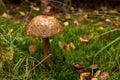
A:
42 38 52 65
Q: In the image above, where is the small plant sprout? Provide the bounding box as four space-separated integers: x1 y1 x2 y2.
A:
25 15 65 65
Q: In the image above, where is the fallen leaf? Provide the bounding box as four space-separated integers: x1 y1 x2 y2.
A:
73 20 80 26
77 17 84 22
91 78 98 80
85 33 94 40
79 72 90 80
79 37 89 43
115 17 119 21
94 70 101 78
105 18 111 22
65 44 70 51
78 8 83 13
2 12 13 19
93 10 99 14
58 41 66 48
83 14 88 19
5 51 14 62
108 9 118 14
97 27 104 31
70 42 76 50
65 14 71 19
95 21 103 26
72 62 87 72
100 72 109 80
70 7 75 13
43 6 52 14
29 45 38 54
30 2 37 6
91 64 99 72
7 29 14 35
79 33 94 44
19 11 25 16
114 21 120 26
63 21 69 26
30 5 40 11
89 19 95 23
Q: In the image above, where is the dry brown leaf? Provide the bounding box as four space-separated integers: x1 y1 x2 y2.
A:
2 12 13 19
29 45 38 54
79 37 89 43
83 14 88 19
95 21 103 26
91 64 99 70
44 6 52 13
79 33 94 43
100 72 109 80
83 33 94 40
73 20 80 26
93 10 99 14
105 18 111 22
108 9 118 14
77 17 84 22
114 21 120 26
70 7 75 13
86 33 94 40
30 5 40 11
72 62 87 72
65 14 71 19
91 78 98 80
79 72 90 80
78 8 83 13
19 11 25 16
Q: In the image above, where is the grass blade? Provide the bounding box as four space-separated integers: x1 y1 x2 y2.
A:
92 36 120 75
13 57 25 75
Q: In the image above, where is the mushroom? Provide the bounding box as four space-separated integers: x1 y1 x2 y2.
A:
25 15 64 65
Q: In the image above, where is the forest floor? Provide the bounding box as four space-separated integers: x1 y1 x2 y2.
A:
0 1 120 80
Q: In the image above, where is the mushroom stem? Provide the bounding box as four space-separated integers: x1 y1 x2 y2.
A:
42 38 52 65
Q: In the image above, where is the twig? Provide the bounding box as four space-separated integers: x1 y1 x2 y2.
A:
29 54 52 73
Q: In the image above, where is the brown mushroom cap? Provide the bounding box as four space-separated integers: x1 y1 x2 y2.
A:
26 15 64 38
